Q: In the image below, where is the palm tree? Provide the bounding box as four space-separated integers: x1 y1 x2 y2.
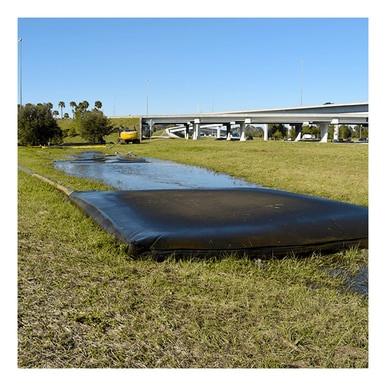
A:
47 102 53 109
82 100 89 110
63 112 69 119
69 101 77 118
52 110 59 119
94 100 102 110
58 101 65 118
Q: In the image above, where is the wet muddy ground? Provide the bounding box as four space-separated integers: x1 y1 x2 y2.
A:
329 265 368 296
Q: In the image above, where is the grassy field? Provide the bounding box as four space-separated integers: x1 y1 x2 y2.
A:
18 139 368 368
19 139 368 206
57 117 140 144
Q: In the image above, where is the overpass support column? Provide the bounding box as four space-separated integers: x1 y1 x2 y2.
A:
294 123 302 142
262 124 268 141
239 122 246 141
193 119 200 140
334 125 340 141
189 123 194 139
284 124 292 139
216 126 222 139
319 122 328 143
331 119 339 142
184 123 190 139
239 119 250 141
149 119 154 139
226 122 233 140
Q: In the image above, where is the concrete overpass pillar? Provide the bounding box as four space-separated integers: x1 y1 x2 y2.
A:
261 124 268 141
284 124 292 139
225 123 231 140
189 123 194 139
149 119 154 139
216 126 222 139
239 119 250 141
319 122 328 143
193 119 200 140
184 123 190 139
226 122 233 141
331 119 339 142
239 122 246 141
294 123 303 142
333 125 339 141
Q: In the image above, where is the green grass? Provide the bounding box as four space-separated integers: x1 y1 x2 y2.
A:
19 138 367 206
56 118 75 131
57 117 141 145
18 146 112 192
127 139 368 206
60 132 119 145
109 117 141 130
151 128 168 136
18 140 368 367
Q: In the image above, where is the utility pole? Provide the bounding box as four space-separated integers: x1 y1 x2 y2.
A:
300 59 304 106
18 37 23 108
146 80 149 116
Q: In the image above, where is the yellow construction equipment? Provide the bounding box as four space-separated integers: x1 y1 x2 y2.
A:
118 128 140 144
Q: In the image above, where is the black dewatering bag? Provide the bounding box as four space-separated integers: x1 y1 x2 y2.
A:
69 188 368 258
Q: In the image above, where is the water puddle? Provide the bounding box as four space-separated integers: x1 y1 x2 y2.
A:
55 151 258 190
329 265 368 296
68 151 147 164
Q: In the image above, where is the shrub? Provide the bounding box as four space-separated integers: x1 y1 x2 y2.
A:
77 110 112 144
272 129 283 140
18 103 62 145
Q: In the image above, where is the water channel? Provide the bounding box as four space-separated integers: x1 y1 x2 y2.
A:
55 151 258 190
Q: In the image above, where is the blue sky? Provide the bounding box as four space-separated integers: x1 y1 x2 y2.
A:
18 18 368 116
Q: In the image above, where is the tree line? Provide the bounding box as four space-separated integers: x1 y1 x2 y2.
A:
18 100 111 145
50 100 103 119
271 124 368 141
242 124 368 141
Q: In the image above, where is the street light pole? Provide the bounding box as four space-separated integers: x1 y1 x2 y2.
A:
146 80 149 116
18 37 23 108
300 59 303 106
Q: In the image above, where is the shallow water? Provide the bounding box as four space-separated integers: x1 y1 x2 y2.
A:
348 266 368 296
330 265 368 296
55 152 258 190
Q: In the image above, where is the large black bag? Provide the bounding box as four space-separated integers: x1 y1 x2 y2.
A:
70 188 368 258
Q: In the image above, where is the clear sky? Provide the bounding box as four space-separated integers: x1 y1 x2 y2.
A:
18 18 368 116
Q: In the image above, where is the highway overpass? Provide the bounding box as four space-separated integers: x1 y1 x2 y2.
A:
139 102 368 142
